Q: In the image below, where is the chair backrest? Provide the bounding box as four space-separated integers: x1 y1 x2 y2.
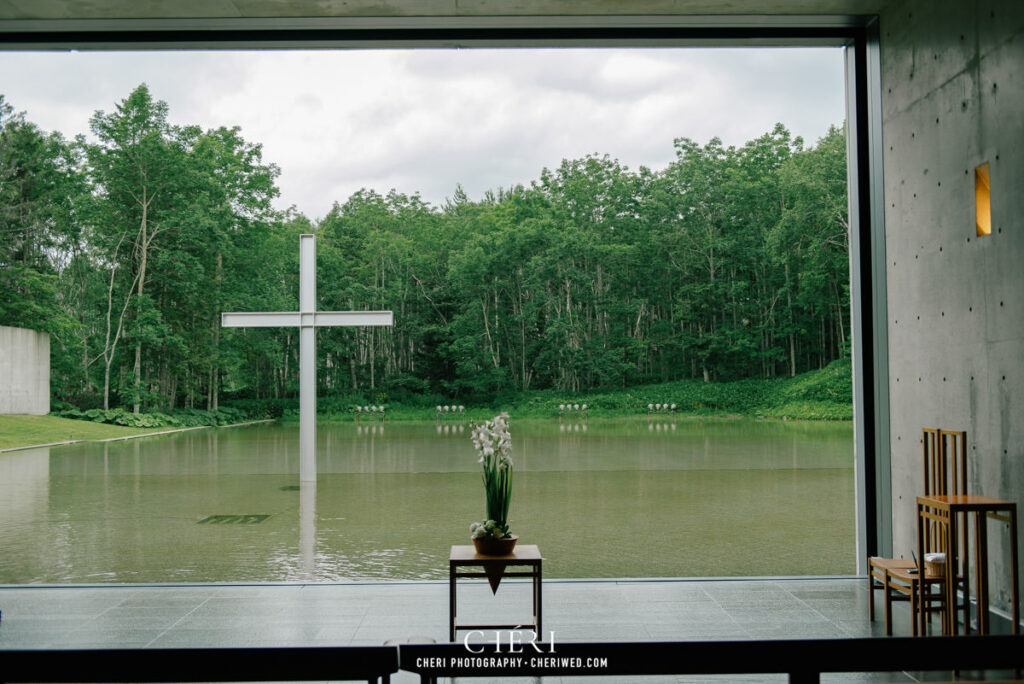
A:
922 428 942 497
939 429 968 497
921 428 968 497
921 427 969 556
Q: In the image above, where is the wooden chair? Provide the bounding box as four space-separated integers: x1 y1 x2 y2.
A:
868 428 967 635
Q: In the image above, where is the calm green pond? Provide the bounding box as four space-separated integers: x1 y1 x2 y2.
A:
0 418 855 583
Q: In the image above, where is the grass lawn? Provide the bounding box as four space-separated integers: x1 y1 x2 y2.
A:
0 414 180 451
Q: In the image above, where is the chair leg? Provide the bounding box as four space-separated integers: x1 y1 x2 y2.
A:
883 571 894 636
939 581 948 634
868 569 876 622
868 566 875 621
910 578 918 637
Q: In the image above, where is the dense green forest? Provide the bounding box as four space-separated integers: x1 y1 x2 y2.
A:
0 85 850 413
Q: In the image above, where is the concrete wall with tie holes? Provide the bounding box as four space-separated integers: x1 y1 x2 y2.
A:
0 325 50 415
880 0 1024 618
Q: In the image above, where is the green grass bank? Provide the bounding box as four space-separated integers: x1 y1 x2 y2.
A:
3 359 851 451
0 414 178 451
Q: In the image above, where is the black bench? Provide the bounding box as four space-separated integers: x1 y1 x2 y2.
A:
3 636 1022 684
0 646 398 684
400 636 1024 683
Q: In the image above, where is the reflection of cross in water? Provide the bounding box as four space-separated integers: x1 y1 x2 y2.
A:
275 483 316 579
222 234 393 482
300 482 315 579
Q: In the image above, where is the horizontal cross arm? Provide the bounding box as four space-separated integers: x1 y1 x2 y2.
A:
222 312 300 327
315 311 393 327
222 311 394 328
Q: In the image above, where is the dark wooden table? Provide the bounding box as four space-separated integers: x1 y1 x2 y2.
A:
917 494 1019 635
449 544 542 642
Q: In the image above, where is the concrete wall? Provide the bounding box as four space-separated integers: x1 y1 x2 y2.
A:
0 325 50 415
880 0 1024 615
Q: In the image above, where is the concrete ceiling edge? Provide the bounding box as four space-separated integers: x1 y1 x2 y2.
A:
0 13 874 32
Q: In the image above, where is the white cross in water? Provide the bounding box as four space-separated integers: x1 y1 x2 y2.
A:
222 234 393 482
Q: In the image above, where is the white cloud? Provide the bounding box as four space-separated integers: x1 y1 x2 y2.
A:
0 47 845 220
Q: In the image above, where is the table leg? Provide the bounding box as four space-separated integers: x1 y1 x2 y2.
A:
975 511 989 634
1010 508 1020 635
531 566 538 632
960 509 970 632
958 510 971 635
918 502 927 636
537 561 543 640
449 562 456 643
947 510 959 635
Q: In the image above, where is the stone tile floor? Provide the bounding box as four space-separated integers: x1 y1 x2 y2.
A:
0 577 1016 683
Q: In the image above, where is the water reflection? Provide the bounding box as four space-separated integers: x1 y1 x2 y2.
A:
0 419 855 583
300 481 316 579
0 446 49 528
435 424 466 434
356 424 385 436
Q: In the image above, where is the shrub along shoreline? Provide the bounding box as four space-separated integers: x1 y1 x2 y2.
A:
237 358 854 423
41 358 852 439
52 405 250 429
1 360 850 452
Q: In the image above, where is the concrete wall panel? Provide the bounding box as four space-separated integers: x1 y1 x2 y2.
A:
980 0 1024 60
0 325 50 415
881 0 1024 619
881 3 977 118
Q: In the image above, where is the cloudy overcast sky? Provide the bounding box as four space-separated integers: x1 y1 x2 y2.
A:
0 48 845 220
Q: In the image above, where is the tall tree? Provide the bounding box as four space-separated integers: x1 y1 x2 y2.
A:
88 84 190 411
0 95 77 332
4 94 850 409
0 94 85 400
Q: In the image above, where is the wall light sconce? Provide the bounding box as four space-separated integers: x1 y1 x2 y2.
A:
975 162 991 236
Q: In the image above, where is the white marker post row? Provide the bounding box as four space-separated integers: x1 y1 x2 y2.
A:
222 234 393 482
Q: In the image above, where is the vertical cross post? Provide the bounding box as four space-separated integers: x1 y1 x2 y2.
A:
299 234 317 482
222 234 393 482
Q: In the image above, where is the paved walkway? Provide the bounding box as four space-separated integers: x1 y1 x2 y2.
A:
0 577 1003 682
